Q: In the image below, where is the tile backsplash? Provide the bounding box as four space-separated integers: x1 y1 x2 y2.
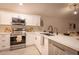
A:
0 25 42 32
0 25 12 32
26 26 42 32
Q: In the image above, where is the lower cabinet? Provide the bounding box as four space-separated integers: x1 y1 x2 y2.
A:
26 33 78 55
49 44 65 55
0 34 10 50
26 33 35 45
34 33 43 54
34 34 49 55
41 37 49 55
48 39 78 55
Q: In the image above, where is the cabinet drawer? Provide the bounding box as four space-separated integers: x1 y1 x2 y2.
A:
0 42 10 46
0 39 9 42
0 37 10 40
0 39 10 44
0 35 10 37
0 39 10 46
0 45 10 50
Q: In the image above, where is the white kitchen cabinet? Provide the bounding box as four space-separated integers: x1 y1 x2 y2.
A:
41 37 49 55
48 39 65 55
49 44 55 55
48 39 77 55
0 11 41 26
0 34 10 50
0 11 20 25
26 32 35 46
35 35 49 55
26 15 41 26
0 11 12 25
35 34 49 55
34 33 42 54
49 44 65 55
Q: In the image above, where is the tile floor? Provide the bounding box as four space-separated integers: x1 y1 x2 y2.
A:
0 45 40 55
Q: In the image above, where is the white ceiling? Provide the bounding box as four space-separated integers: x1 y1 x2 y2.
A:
0 3 79 17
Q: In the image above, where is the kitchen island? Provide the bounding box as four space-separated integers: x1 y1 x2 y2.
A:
40 33 79 55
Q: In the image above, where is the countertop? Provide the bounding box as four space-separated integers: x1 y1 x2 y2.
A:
42 33 79 51
0 32 11 35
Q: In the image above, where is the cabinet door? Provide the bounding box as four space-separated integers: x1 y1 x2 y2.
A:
34 34 42 53
41 37 49 55
49 44 56 55
0 34 10 50
49 43 65 55
0 11 12 25
0 11 26 25
26 15 40 26
26 33 35 45
55 46 65 55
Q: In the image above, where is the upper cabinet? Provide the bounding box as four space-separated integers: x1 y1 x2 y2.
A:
26 15 41 26
0 11 12 25
0 11 41 26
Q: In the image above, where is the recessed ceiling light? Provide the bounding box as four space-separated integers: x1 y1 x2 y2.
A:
19 3 23 6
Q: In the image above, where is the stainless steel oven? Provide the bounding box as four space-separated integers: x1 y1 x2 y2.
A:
10 17 26 50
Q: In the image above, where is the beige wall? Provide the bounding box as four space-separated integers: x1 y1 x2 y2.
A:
42 15 79 33
0 10 79 33
0 15 79 33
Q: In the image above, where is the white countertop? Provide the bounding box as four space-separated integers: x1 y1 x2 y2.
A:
0 32 11 35
42 34 79 51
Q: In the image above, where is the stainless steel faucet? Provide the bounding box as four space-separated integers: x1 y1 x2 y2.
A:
47 25 53 33
54 27 58 35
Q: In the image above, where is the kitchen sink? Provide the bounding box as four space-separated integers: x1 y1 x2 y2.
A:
63 33 70 36
41 33 54 36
